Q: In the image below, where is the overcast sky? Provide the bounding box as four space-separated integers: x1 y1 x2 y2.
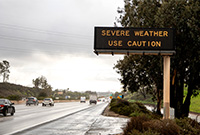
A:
0 0 124 92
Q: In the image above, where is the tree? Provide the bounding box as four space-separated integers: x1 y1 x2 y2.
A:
0 60 10 82
116 0 200 118
32 76 52 97
32 76 49 89
38 91 48 98
114 55 163 114
32 78 40 88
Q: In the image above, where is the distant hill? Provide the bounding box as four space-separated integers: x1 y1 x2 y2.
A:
0 82 40 98
0 82 115 101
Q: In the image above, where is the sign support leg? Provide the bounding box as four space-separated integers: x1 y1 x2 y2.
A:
163 56 170 119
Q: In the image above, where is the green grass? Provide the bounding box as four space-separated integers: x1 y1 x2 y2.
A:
127 88 200 113
189 94 200 113
184 85 200 113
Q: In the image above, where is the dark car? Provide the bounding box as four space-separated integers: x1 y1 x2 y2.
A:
0 99 15 116
26 97 39 106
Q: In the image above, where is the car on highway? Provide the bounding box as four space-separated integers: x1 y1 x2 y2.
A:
80 96 86 103
0 99 15 116
42 98 54 106
26 97 39 106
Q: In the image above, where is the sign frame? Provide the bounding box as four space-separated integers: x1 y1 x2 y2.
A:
94 27 175 55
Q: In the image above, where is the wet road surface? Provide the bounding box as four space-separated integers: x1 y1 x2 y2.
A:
14 102 129 135
0 102 96 135
0 102 128 135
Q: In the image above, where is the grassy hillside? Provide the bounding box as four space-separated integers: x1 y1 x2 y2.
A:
0 82 91 101
0 82 39 99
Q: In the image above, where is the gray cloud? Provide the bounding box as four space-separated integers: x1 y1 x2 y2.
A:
0 0 124 91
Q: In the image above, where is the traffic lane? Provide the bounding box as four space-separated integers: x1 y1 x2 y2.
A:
14 103 108 135
13 104 107 135
0 102 89 118
0 102 93 135
15 102 129 135
0 102 83 122
0 102 92 134
14 102 87 115
1 102 74 117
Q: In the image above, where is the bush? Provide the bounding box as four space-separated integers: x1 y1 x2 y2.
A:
38 91 48 98
176 118 200 135
143 119 180 135
119 105 133 116
110 99 152 117
128 129 160 135
123 115 180 135
129 112 145 117
123 114 152 135
110 99 131 116
7 95 21 100
37 97 45 100
134 102 150 114
123 115 200 135
110 99 200 135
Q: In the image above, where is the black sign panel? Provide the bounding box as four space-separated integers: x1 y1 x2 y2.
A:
94 27 175 55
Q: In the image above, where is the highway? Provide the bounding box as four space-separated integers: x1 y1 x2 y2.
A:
0 101 128 135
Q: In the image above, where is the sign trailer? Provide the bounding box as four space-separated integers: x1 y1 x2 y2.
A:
94 27 175 119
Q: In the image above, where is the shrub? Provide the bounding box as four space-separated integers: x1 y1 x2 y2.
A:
118 105 133 116
7 95 21 100
176 118 200 135
123 115 180 135
37 97 45 100
123 114 152 135
143 119 180 135
134 102 151 114
110 99 129 108
38 91 48 98
150 112 163 119
110 99 130 115
129 112 145 117
128 129 160 135
110 99 200 135
110 99 152 117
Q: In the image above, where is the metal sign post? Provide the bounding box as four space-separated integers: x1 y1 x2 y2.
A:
163 56 170 119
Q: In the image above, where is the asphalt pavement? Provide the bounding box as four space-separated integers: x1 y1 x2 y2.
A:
6 102 129 135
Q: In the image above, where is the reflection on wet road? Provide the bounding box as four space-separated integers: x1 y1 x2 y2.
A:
15 102 128 135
